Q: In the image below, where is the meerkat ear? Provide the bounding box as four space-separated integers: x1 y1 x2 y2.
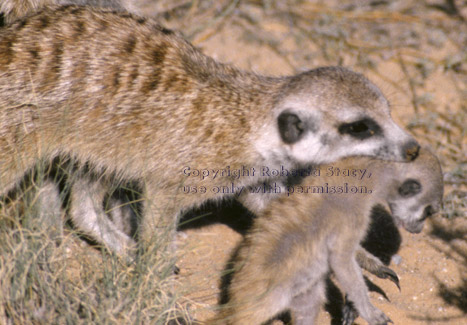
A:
278 111 305 144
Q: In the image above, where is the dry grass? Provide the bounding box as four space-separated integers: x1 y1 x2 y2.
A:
0 172 191 324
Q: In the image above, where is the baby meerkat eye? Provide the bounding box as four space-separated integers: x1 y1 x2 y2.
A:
338 118 381 140
278 111 305 144
398 179 422 197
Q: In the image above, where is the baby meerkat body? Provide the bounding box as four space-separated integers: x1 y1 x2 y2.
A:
0 5 419 253
212 149 443 325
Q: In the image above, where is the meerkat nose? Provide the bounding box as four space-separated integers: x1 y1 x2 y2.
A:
422 205 437 220
402 140 420 161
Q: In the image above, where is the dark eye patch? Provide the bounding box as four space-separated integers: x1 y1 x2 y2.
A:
338 118 381 140
398 179 422 197
278 111 305 144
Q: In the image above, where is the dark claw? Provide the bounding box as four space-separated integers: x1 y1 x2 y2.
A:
376 266 400 291
342 297 358 325
374 315 393 325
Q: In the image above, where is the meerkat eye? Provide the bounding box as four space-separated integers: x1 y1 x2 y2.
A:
398 179 422 197
278 111 305 144
338 118 381 140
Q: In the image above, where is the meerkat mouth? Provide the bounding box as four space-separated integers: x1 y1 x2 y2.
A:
401 218 425 234
392 214 423 234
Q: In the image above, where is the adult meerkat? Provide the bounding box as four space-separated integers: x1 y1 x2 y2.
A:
0 6 419 255
211 148 443 325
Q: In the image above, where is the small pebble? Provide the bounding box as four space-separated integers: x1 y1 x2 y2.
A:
391 254 402 265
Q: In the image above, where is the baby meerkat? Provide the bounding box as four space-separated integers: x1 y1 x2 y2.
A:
211 148 443 325
0 5 419 255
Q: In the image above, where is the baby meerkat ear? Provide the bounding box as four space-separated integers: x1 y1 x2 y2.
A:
278 111 306 144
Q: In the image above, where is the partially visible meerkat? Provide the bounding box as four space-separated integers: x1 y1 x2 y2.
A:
0 0 135 25
0 5 420 256
0 0 164 26
210 148 443 325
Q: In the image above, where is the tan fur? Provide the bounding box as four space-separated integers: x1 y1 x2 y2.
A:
0 5 419 254
211 149 443 325
0 0 162 26
1 0 155 253
0 0 133 24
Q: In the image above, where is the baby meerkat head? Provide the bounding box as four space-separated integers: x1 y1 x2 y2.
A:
385 148 444 233
269 66 419 166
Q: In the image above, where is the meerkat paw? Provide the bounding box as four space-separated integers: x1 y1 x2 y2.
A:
374 266 400 291
342 298 358 325
342 298 392 325
367 308 393 325
342 300 394 325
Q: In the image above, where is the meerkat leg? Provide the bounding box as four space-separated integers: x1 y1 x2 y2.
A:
69 176 136 255
356 247 400 289
342 296 359 325
105 194 138 236
137 184 182 262
290 279 326 325
32 178 64 243
341 248 399 325
330 251 392 325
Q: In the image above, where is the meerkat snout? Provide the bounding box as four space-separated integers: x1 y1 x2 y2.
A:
425 204 438 217
421 205 437 220
402 140 420 161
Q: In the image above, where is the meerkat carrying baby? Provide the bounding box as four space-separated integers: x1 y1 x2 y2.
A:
0 5 419 255
211 148 443 325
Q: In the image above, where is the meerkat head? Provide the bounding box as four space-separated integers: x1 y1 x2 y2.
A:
384 148 444 233
260 66 419 166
